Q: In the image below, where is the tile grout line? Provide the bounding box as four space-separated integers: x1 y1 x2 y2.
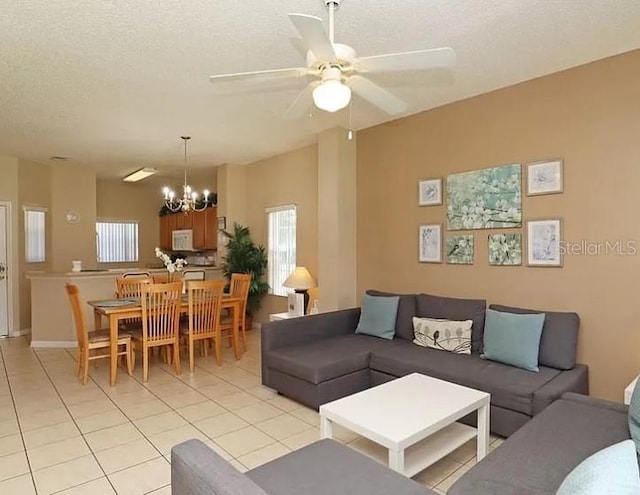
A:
0 336 39 493
6 334 306 493
90 343 303 465
31 347 117 494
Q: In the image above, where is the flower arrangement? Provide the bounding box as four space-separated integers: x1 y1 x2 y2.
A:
155 247 187 280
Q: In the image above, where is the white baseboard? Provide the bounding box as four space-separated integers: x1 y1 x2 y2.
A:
12 328 31 337
31 340 78 349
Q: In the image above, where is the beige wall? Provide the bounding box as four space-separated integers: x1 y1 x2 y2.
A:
357 49 640 400
50 164 97 272
96 179 161 268
243 145 319 322
0 156 20 333
18 160 52 329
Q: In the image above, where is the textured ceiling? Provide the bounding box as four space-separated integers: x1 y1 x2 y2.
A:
1 0 640 179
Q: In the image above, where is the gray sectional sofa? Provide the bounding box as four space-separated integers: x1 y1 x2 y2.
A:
261 292 589 437
171 438 435 495
169 393 632 495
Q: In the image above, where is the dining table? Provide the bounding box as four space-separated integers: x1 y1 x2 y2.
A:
88 294 244 386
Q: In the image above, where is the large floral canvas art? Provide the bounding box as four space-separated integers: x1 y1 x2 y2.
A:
446 164 522 230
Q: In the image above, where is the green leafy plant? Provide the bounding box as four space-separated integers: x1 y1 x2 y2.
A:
220 223 269 315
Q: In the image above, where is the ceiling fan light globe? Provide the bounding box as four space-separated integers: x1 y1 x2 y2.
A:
312 80 351 113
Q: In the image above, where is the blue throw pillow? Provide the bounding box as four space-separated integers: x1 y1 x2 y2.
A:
355 294 399 340
481 309 545 372
628 378 640 454
556 440 640 495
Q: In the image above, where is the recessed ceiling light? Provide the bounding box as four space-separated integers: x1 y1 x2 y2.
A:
123 167 156 182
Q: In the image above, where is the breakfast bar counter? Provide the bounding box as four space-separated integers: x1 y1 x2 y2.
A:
27 268 223 347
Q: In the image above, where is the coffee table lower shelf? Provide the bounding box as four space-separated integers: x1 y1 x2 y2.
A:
348 422 477 478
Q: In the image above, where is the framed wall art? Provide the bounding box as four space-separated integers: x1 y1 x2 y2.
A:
527 219 563 267
418 178 442 206
488 233 522 266
527 159 563 196
446 235 474 265
446 163 522 230
419 224 442 263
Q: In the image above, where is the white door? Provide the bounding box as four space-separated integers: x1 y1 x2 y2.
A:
0 204 9 337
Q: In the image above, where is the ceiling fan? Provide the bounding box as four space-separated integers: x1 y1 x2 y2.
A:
208 0 456 119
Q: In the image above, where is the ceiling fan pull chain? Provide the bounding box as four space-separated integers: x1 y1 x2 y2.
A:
328 1 335 44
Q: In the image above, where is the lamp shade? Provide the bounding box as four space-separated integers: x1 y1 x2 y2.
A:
283 267 316 290
312 80 351 113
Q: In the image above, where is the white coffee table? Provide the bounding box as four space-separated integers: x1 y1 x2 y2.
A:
319 373 490 477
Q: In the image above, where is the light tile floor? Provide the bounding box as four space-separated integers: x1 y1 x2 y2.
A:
0 332 503 494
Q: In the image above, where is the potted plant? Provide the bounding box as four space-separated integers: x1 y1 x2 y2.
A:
220 223 269 328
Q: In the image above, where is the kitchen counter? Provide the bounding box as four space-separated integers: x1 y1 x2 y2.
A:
27 268 223 347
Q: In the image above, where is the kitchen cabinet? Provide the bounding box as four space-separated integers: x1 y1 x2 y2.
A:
192 209 206 249
158 206 217 251
175 212 192 230
204 207 218 250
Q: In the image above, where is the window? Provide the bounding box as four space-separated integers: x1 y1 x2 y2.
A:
267 205 296 296
24 207 47 263
96 221 139 263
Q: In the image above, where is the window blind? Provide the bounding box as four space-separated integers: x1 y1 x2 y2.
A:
96 221 139 263
267 205 296 296
24 207 46 263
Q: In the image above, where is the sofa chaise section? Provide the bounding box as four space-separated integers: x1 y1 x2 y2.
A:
448 393 631 495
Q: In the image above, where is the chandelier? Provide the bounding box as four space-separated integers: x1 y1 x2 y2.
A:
162 136 210 213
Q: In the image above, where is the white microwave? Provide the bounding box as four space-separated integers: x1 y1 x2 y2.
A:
172 229 194 251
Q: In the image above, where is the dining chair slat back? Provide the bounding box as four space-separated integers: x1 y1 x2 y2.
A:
185 279 226 369
141 282 182 343
222 273 251 349
135 281 183 382
65 284 88 349
116 277 152 329
152 273 184 284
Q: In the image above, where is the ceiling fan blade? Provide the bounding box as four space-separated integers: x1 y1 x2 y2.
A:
209 67 308 89
283 82 318 120
288 13 336 61
357 47 456 73
349 75 408 115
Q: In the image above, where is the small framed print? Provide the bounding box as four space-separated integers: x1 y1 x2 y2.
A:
217 216 227 230
418 178 442 206
419 224 442 263
527 219 563 267
526 159 563 196
446 235 474 265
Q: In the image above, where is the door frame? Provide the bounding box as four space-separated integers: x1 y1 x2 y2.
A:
0 200 15 337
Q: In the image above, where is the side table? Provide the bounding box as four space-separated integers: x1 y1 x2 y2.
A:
269 312 300 322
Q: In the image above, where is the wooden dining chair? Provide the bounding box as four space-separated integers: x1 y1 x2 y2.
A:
122 271 151 279
152 273 184 284
65 284 133 385
116 276 152 330
220 273 251 349
180 280 225 370
132 282 182 382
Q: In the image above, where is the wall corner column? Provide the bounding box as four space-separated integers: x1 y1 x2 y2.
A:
317 127 357 311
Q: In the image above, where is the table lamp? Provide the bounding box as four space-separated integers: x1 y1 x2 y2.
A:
283 267 316 314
